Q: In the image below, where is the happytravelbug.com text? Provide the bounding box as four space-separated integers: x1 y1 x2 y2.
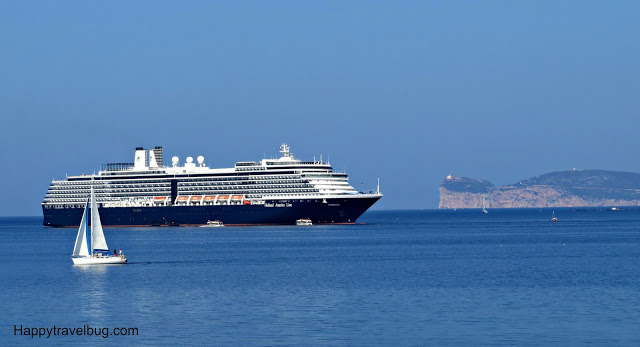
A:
14 324 138 339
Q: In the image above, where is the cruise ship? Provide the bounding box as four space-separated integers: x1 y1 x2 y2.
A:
42 144 382 227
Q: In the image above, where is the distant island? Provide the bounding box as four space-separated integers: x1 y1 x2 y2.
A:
439 170 640 209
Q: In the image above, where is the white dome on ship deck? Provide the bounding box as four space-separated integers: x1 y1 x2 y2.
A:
197 156 204 164
172 156 179 166
186 156 193 163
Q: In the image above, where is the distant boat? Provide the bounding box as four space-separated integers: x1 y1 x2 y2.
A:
200 220 224 227
482 195 488 214
296 218 313 226
550 211 558 222
71 187 127 265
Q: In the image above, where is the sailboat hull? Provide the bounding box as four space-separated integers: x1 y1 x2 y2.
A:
72 256 127 265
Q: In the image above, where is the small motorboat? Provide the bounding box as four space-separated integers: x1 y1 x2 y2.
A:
200 220 224 227
550 211 558 222
296 218 313 226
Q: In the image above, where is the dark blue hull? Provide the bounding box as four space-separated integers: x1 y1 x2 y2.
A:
43 197 381 227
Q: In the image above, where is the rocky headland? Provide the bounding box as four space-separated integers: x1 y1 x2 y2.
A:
439 170 640 209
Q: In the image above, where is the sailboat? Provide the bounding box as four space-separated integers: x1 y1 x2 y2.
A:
550 211 558 222
482 195 488 214
71 186 127 265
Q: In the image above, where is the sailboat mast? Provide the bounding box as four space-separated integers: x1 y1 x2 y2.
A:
87 187 92 254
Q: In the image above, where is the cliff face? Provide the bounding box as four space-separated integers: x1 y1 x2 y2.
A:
439 170 640 209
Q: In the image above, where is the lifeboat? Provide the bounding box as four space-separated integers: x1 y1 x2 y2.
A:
217 195 229 200
153 196 167 200
176 196 189 203
190 196 203 201
243 200 252 205
231 195 243 200
204 196 216 201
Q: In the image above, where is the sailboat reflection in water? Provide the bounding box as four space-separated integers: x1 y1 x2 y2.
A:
71 186 127 265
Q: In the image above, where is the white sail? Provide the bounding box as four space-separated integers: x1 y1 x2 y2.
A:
90 186 109 252
72 200 90 257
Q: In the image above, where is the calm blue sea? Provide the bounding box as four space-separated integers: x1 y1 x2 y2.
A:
1 209 639 345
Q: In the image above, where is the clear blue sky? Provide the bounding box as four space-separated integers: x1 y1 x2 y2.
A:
1 1 639 216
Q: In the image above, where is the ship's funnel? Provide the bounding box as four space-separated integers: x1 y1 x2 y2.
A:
134 147 148 170
149 146 163 168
